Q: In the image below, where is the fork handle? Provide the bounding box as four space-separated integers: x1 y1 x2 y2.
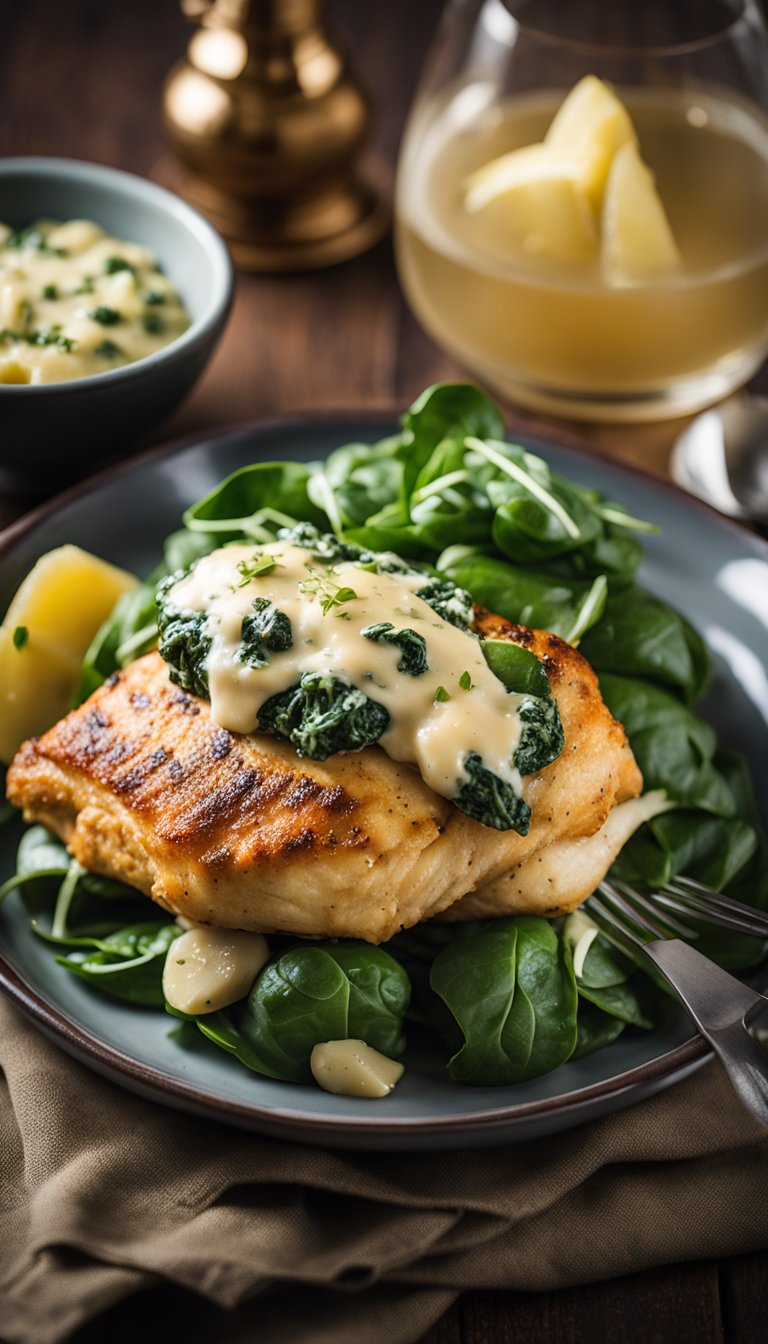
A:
644 939 768 1128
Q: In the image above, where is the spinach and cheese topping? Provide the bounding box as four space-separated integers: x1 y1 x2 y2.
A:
0 219 189 384
156 528 564 833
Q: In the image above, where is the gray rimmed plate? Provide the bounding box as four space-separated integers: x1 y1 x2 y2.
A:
0 414 766 1150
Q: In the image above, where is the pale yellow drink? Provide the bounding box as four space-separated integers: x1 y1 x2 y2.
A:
395 86 768 420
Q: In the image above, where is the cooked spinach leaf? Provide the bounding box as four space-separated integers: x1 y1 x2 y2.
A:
514 696 565 775
361 621 428 675
239 597 293 668
258 672 390 759
415 578 473 631
156 581 211 699
454 752 531 834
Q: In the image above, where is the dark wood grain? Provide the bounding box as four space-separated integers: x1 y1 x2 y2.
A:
0 2 766 1342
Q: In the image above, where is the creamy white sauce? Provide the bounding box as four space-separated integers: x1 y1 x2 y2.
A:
0 218 189 384
167 541 524 802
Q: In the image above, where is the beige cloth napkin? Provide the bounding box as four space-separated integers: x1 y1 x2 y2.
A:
1 995 767 1344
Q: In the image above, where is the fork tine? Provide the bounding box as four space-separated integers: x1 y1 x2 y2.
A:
585 894 644 956
601 878 684 940
613 883 701 939
664 877 768 938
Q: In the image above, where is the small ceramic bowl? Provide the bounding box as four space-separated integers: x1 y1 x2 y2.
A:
0 157 234 491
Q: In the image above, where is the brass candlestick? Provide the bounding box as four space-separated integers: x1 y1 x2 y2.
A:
163 0 388 270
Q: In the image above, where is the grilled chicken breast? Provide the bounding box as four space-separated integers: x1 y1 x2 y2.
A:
6 613 641 943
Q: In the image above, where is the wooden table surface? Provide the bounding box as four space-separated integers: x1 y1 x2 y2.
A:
1 2 766 1341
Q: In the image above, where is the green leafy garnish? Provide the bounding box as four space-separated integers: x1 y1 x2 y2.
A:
88 306 121 326
459 670 472 690
142 311 165 335
104 256 135 275
434 685 450 703
0 324 76 352
95 339 123 358
12 625 28 650
5 226 67 256
235 553 283 585
298 569 358 617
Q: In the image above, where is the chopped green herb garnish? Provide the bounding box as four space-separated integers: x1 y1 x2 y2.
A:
298 570 358 618
89 306 122 326
5 226 68 257
42 284 58 300
95 339 123 358
0 324 76 352
434 685 451 703
142 311 165 335
104 256 136 276
75 276 96 295
12 626 28 650
459 670 473 691
142 290 166 305
236 554 283 586
19 299 34 327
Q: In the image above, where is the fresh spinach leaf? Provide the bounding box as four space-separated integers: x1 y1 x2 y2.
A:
183 462 325 539
430 917 578 1084
76 580 158 702
481 640 551 698
580 589 711 701
309 438 403 529
167 1005 285 1079
0 824 71 900
400 383 505 494
572 1002 626 1059
598 674 737 816
56 921 180 1006
241 942 410 1082
439 552 605 642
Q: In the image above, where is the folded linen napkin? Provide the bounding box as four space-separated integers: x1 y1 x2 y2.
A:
1 996 766 1344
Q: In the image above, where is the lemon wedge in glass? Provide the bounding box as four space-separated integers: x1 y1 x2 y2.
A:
463 143 598 263
545 74 638 212
602 141 681 284
0 545 138 764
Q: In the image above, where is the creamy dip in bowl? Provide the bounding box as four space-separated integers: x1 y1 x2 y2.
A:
0 158 233 490
0 218 190 385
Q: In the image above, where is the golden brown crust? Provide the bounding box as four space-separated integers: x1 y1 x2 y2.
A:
7 611 641 941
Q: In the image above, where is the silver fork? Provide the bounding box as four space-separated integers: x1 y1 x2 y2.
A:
586 876 768 1127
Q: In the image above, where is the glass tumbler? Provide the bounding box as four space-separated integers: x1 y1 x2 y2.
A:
394 0 768 421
